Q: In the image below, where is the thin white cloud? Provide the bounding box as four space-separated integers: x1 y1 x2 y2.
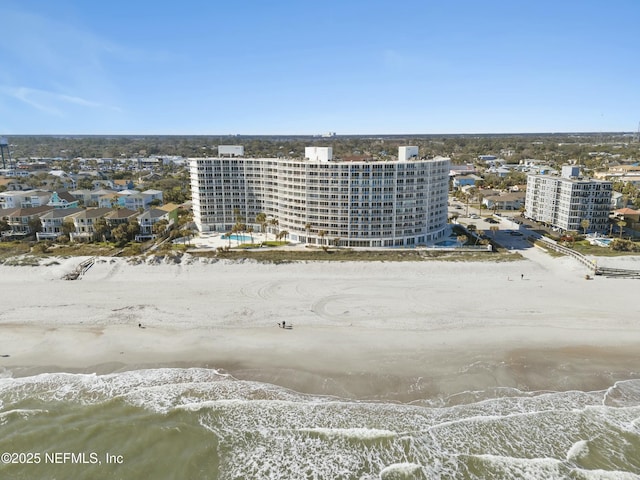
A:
0 85 122 116
0 6 130 117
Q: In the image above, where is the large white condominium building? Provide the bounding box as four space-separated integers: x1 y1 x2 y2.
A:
190 146 451 247
525 166 612 233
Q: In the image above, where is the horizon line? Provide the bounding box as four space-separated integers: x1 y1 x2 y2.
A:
2 131 636 138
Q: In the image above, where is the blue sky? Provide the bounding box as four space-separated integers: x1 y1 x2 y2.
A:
0 0 638 135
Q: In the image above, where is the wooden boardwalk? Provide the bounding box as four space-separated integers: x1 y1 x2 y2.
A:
62 257 95 280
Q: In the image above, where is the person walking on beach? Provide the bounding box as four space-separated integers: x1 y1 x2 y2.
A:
282 321 286 329
521 274 524 280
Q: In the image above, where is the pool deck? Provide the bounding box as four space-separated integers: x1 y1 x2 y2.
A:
188 232 286 250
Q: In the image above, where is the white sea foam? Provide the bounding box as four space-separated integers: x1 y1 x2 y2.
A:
469 453 564 478
0 408 48 426
299 427 399 441
1 369 640 479
0 408 48 418
379 462 423 479
603 379 640 408
570 468 640 479
566 439 590 462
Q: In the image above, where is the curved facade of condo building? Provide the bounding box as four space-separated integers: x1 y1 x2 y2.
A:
189 146 450 247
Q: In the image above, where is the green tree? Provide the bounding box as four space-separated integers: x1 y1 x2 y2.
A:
256 212 267 237
62 219 76 237
126 218 140 241
93 217 109 242
111 224 128 246
580 219 590 235
28 217 42 235
268 218 279 240
153 219 169 236
76 178 94 190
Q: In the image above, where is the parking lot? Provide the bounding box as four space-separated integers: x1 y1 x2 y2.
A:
448 198 542 250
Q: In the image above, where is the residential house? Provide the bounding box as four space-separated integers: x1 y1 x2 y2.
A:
105 208 139 229
611 191 625 209
136 208 172 241
36 207 84 241
482 192 526 211
91 179 116 190
0 178 32 191
449 164 476 176
98 192 120 208
142 189 164 204
452 174 482 189
613 208 640 230
47 191 80 209
156 202 179 224
69 189 92 205
113 179 135 191
116 190 143 210
47 170 76 189
0 189 51 209
116 189 163 210
69 208 112 242
4 206 54 235
70 188 118 207
486 166 511 177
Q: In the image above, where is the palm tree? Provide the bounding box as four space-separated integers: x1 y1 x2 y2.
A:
305 223 312 243
580 219 590 235
318 230 326 246
247 226 254 244
618 220 627 238
268 218 279 241
456 234 468 247
256 212 267 238
93 217 109 242
464 191 472 217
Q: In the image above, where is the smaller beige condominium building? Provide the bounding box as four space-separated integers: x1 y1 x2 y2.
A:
190 146 451 247
525 165 612 233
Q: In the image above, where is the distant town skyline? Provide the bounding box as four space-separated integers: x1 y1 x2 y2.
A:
1 1 639 136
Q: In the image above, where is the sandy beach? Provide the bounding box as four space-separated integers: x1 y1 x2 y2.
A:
2 249 640 400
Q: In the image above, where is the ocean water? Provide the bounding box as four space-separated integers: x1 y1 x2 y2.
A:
1 367 640 480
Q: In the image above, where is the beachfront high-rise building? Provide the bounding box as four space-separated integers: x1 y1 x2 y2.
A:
524 166 612 233
189 146 451 247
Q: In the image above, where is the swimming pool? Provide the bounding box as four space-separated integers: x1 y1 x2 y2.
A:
435 240 459 247
220 234 253 242
594 238 613 247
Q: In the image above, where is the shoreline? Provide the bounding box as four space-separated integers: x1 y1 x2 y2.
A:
2 254 640 400
3 322 640 401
